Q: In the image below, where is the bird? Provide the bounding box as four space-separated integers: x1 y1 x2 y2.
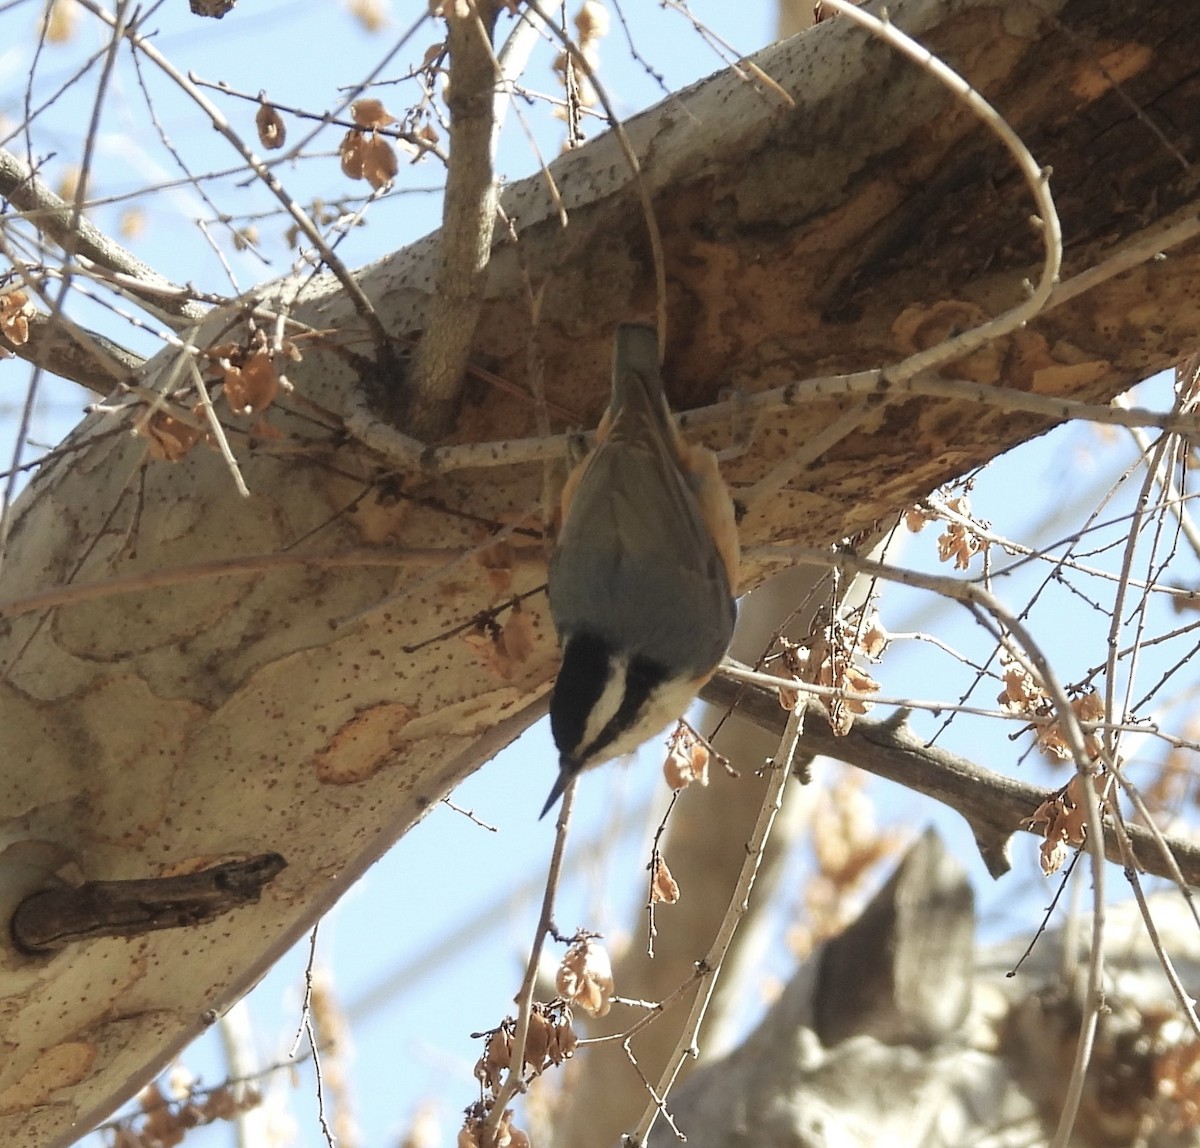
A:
542 322 739 817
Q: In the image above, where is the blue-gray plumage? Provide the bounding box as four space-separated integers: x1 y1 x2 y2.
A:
543 323 739 816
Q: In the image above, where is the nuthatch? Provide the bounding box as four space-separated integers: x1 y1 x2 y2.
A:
542 323 740 817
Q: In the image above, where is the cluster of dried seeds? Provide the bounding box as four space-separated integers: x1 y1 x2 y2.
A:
138 332 299 461
906 492 991 570
106 1067 261 1148
778 607 888 736
0 289 34 352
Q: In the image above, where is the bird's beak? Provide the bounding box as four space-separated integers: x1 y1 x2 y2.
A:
539 759 576 820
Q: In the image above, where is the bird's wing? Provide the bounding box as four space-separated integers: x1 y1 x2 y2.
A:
550 425 735 674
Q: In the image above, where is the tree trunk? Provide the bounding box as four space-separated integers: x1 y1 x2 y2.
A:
1 0 1198 1141
650 833 1200 1147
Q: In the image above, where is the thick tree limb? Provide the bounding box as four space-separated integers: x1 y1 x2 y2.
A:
407 0 501 440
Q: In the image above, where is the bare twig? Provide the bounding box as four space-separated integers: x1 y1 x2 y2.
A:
659 0 795 107
440 796 499 832
291 925 336 1148
481 783 576 1146
1046 212 1200 312
627 709 798 1146
353 371 1200 477
187 357 250 498
524 0 669 358
3 309 144 393
341 384 427 469
1108 804 1200 1039
1115 388 1200 575
188 77 449 165
1099 389 1192 770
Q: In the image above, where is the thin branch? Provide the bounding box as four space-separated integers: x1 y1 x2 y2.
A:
723 662 1063 723
577 975 707 1049
341 378 426 471
524 0 670 358
187 357 249 497
1116 388 1200 570
1046 212 1200 312
1114 773 1200 925
490 13 568 229
702 671 1200 886
1108 803 1200 1039
481 783 576 1146
188 77 449 165
659 0 796 106
292 925 336 1148
1100 390 1187 769
440 796 499 832
627 708 798 1146
3 308 144 394
0 146 205 324
352 371 1200 477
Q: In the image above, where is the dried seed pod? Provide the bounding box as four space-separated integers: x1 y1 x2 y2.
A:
351 98 396 129
255 103 286 150
555 937 614 1017
651 857 680 905
340 129 367 180
360 133 398 189
523 1007 552 1070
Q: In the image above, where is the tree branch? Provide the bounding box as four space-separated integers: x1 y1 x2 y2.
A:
0 147 206 325
408 0 501 441
3 311 144 395
10 854 287 953
703 668 1200 886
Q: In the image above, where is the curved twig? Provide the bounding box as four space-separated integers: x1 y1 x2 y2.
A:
742 0 1064 507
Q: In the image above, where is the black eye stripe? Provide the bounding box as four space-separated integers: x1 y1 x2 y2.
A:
550 634 669 766
586 654 668 763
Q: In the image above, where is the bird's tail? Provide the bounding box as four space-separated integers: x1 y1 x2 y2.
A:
605 322 674 446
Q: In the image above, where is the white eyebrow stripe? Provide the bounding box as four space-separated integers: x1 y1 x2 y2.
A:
579 656 628 760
